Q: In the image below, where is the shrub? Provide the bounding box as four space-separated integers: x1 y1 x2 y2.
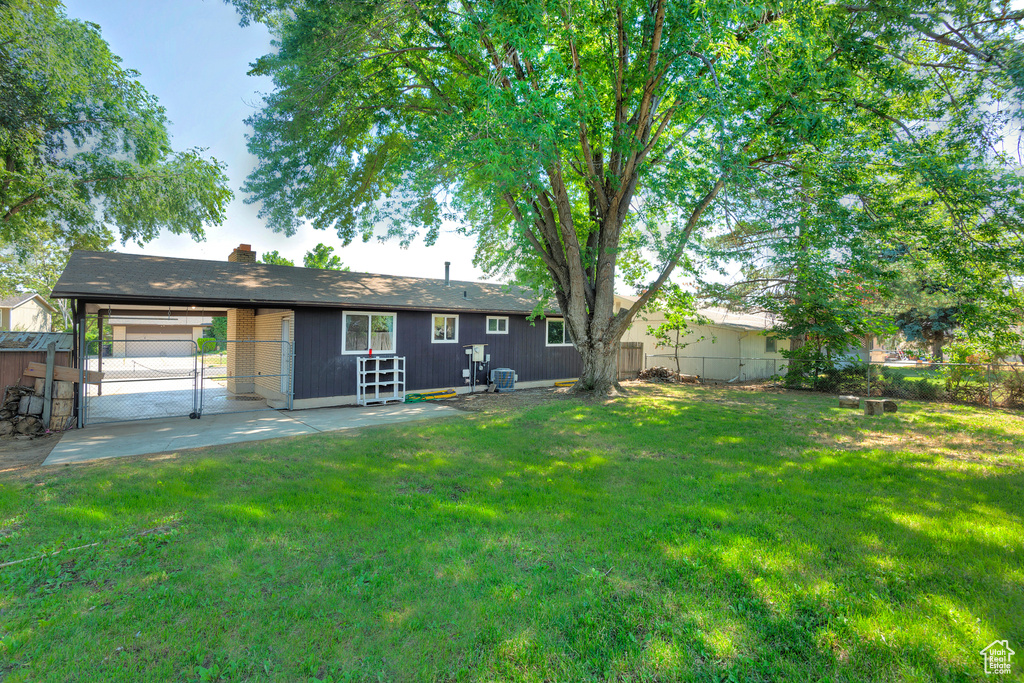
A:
994 366 1024 407
820 362 869 394
910 378 940 400
196 337 218 354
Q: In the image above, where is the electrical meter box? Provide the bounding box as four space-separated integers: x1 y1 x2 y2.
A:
471 344 485 362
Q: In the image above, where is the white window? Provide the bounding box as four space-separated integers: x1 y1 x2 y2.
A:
486 316 508 334
342 312 396 354
765 337 777 353
546 318 573 346
432 314 459 343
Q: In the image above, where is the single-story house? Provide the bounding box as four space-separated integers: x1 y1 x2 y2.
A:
614 294 790 381
107 314 213 357
51 245 580 424
1 292 55 332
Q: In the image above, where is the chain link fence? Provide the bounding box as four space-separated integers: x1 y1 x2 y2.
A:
81 338 292 425
196 339 293 417
82 338 200 424
642 354 1024 409
780 359 1024 408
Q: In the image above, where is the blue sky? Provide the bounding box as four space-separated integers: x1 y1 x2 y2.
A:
62 0 486 282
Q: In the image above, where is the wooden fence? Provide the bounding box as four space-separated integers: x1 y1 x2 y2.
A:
0 351 72 390
617 342 644 380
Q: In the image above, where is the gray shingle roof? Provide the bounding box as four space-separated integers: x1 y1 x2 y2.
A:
0 291 54 311
52 251 555 315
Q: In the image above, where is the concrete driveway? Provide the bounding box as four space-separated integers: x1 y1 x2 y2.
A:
44 403 463 466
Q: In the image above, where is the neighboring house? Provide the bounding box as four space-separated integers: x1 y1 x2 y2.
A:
614 294 790 381
107 314 213 357
0 292 55 332
51 245 580 416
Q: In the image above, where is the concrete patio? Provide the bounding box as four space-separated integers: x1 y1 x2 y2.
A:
44 402 462 466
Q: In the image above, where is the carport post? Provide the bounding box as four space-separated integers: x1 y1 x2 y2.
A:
78 320 86 428
289 341 295 410
97 310 103 396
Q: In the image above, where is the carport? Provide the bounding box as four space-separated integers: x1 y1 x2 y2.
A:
51 245 295 427
70 301 294 425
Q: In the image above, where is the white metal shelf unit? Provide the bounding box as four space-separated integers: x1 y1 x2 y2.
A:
357 356 406 405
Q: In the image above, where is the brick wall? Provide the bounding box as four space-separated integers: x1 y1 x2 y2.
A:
221 243 260 394
226 308 256 394
253 310 295 404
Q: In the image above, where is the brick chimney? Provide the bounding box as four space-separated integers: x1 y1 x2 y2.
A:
225 243 256 395
228 243 256 263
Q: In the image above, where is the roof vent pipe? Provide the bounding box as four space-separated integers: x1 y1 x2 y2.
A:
445 261 451 286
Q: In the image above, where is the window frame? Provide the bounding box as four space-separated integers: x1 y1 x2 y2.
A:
486 316 509 335
545 318 573 347
431 313 460 344
341 311 397 355
765 337 778 354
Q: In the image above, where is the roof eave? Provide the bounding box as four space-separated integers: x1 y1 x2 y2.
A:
55 291 558 317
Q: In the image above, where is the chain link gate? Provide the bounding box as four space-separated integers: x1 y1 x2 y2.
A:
81 338 201 425
195 339 293 417
81 338 293 426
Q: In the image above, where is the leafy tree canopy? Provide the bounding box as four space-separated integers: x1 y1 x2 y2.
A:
1 0 233 246
302 242 348 270
260 243 350 269
0 226 113 330
260 250 294 266
232 0 1024 390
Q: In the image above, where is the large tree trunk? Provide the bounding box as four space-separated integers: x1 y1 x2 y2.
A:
931 333 944 361
574 342 620 394
790 332 807 355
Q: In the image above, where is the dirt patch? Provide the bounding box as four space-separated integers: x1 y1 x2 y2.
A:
447 386 577 414
0 432 62 476
444 381 674 414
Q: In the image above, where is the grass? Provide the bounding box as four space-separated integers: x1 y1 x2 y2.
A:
877 365 942 381
1 385 1022 682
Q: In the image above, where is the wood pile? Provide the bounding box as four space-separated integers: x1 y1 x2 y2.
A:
0 380 75 439
637 366 700 384
1 385 44 437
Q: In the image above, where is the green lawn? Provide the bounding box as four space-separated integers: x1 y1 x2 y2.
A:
1 386 1022 682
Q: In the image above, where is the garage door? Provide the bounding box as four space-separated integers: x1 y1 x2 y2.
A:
124 332 194 357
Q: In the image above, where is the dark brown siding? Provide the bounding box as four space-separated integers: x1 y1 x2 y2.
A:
293 308 581 400
293 307 347 400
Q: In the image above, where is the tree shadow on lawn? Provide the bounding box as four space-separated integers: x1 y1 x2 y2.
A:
2 390 1023 681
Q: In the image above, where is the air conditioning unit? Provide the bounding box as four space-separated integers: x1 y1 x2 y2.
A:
490 368 516 392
